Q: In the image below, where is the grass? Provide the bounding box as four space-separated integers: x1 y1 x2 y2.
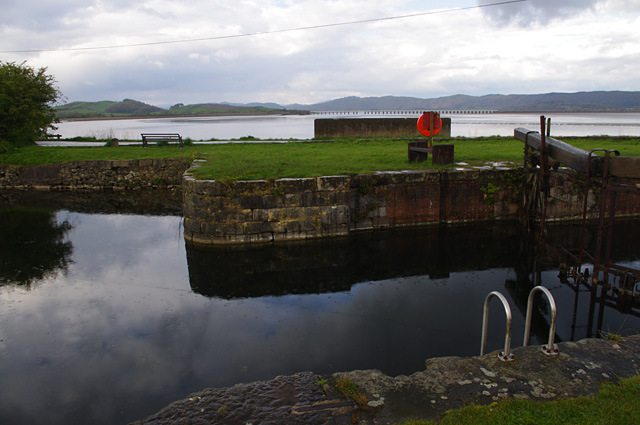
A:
335 376 369 407
0 144 200 166
2 136 640 182
398 375 640 425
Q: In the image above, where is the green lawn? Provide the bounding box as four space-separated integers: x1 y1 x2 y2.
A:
0 144 198 166
2 137 639 182
399 375 640 425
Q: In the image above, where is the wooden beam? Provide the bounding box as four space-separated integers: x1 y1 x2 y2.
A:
515 128 640 179
609 156 640 179
514 128 600 174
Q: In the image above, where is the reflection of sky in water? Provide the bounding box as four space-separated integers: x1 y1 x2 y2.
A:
1 211 639 425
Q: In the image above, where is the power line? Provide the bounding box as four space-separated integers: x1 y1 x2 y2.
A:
2 0 527 54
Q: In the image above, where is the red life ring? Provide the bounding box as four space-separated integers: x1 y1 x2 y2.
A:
417 112 442 137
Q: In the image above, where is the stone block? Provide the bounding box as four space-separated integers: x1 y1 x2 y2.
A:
318 206 347 226
245 233 274 244
350 174 376 189
242 221 269 235
260 194 284 209
183 217 200 233
18 164 62 184
372 171 405 186
209 221 243 237
352 217 373 230
316 175 350 191
283 220 317 233
273 231 306 242
300 191 331 207
372 217 392 227
400 170 429 184
283 193 302 207
424 170 443 183
111 160 132 168
234 180 276 196
275 178 316 193
240 194 266 209
252 209 269 221
262 221 287 234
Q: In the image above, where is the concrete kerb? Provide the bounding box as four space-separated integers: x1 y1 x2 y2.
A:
132 335 640 425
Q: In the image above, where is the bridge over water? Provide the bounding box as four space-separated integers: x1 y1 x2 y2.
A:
310 109 496 116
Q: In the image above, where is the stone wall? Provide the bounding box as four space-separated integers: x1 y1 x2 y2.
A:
525 170 640 221
183 160 523 246
314 117 452 138
0 158 191 191
183 162 640 246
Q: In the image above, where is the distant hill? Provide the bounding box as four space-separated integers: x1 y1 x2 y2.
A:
56 91 640 119
55 99 307 119
285 91 640 112
56 99 164 119
221 101 286 110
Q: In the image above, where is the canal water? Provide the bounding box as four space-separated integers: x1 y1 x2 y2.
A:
1 191 639 425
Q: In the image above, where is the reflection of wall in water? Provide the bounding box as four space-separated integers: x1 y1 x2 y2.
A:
0 189 182 216
186 223 525 299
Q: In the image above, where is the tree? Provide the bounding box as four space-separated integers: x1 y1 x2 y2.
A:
0 61 63 149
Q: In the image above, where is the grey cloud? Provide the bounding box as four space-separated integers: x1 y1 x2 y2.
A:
478 0 601 26
0 1 90 30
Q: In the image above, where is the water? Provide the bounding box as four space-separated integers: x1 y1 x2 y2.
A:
1 192 639 425
54 112 640 141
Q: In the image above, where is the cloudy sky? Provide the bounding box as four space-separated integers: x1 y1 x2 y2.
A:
1 0 639 107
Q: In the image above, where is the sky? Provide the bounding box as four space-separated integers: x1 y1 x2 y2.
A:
1 0 639 107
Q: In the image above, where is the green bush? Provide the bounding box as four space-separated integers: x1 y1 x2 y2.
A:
0 61 62 147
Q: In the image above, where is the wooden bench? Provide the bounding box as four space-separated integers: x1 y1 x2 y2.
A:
408 141 454 164
408 141 431 163
141 133 183 148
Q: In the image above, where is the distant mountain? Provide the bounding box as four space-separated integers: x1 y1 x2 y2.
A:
286 91 640 112
56 91 640 119
221 101 286 110
55 100 305 119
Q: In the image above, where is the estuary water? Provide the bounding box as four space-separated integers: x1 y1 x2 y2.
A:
1 191 639 425
54 112 640 141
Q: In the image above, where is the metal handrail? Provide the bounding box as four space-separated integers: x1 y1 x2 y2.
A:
480 291 515 361
523 286 559 356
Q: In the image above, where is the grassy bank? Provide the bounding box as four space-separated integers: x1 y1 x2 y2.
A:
2 137 639 182
0 144 198 166
400 375 640 425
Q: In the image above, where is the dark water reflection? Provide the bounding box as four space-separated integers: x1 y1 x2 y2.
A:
0 192 639 425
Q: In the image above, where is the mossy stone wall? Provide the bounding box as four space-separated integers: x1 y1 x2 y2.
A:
183 161 522 246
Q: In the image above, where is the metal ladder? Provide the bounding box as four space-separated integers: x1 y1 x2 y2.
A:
480 286 558 361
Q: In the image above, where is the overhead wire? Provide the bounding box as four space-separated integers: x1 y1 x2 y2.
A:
1 1 527 54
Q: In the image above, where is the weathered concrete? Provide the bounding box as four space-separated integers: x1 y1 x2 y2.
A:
314 118 452 138
131 335 640 425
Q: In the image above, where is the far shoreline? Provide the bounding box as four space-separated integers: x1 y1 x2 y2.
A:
60 111 311 122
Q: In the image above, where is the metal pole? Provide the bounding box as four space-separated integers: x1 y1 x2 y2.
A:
538 116 548 244
523 286 559 355
480 291 515 361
